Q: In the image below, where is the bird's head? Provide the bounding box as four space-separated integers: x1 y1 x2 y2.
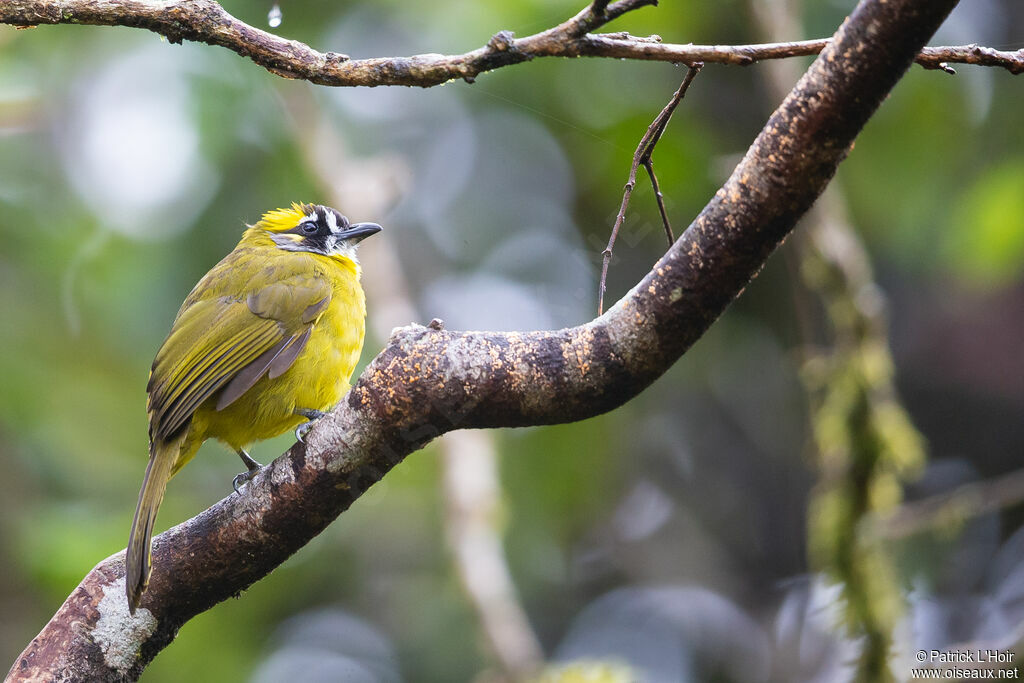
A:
251 202 381 261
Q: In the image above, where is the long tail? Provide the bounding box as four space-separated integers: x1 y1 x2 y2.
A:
126 438 179 614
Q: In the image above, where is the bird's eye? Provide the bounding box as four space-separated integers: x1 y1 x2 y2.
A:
301 222 318 235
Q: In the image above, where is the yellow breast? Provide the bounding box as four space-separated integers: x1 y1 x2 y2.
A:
163 241 367 470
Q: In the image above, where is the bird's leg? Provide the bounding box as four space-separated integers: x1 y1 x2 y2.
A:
232 449 263 494
294 408 328 443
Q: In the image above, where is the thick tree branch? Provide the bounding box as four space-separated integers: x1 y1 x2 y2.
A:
0 0 1019 87
7 0 960 680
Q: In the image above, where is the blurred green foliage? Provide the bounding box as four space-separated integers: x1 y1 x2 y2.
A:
947 161 1024 288
0 1 1022 681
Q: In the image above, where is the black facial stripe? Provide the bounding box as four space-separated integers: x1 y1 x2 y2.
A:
280 206 353 252
290 214 327 237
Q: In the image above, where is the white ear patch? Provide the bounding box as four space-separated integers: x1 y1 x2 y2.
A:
269 232 305 251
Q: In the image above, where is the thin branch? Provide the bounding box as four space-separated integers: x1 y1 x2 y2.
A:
917 44 1024 75
7 0 961 679
598 63 702 316
643 158 675 247
574 37 1024 75
0 0 1020 88
866 468 1024 542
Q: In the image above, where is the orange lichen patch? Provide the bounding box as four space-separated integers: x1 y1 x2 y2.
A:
563 328 597 378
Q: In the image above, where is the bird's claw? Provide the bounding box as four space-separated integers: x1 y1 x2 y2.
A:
232 465 261 495
294 408 328 443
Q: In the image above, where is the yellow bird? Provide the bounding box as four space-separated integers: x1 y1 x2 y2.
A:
126 203 380 614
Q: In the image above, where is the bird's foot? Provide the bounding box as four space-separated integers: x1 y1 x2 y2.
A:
294 408 328 443
233 449 263 494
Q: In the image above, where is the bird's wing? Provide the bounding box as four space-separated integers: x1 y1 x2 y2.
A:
147 273 331 442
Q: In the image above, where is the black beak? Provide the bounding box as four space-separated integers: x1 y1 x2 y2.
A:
337 222 382 243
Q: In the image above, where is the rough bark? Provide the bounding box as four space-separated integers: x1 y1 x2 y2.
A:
7 0 960 680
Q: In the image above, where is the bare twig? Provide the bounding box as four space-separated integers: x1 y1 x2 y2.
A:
598 63 702 316
574 38 1024 75
7 0 961 678
0 0 1021 88
644 160 674 247
867 467 1024 541
916 44 1024 74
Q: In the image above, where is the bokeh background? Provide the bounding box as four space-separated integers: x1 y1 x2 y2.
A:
1 0 1022 681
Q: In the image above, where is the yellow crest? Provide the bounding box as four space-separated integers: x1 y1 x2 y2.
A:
255 202 313 233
